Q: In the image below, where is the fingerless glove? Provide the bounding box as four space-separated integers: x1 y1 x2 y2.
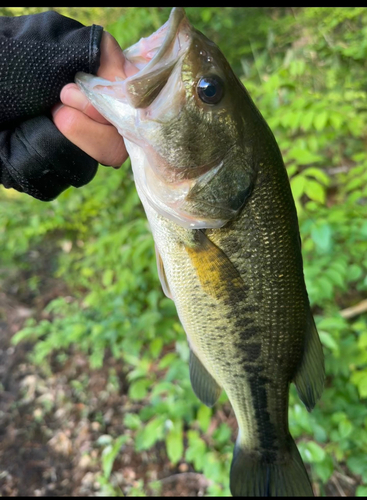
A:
0 11 103 200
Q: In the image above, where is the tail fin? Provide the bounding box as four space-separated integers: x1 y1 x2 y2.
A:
230 438 313 497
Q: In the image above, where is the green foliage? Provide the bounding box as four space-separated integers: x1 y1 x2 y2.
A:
1 6 367 496
100 435 129 480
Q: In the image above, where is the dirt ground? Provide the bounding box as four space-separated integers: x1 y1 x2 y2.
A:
0 285 359 497
0 286 214 497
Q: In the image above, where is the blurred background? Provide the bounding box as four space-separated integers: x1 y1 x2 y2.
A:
0 6 366 497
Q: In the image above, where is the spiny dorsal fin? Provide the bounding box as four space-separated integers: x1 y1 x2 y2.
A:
189 348 222 407
293 312 325 412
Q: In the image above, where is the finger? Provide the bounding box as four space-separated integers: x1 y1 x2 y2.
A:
52 105 128 167
98 31 139 80
60 83 109 124
59 33 139 126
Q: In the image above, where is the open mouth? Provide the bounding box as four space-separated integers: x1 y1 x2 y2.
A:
76 8 191 110
124 7 189 78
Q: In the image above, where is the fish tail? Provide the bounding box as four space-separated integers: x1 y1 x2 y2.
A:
230 438 313 497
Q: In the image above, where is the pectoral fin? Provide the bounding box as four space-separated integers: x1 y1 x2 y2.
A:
155 245 172 299
293 313 325 412
185 229 246 301
189 349 221 407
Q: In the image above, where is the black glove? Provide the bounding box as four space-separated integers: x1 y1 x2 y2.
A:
0 11 104 201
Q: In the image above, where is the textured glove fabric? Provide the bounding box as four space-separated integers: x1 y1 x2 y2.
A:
0 11 104 200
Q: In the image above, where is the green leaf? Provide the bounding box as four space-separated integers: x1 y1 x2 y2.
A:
348 264 363 282
89 349 104 369
287 148 323 165
311 224 332 252
339 418 353 438
101 435 128 479
302 167 330 186
150 337 163 357
124 413 142 430
186 430 207 471
151 381 175 398
300 441 326 463
102 269 114 287
304 179 326 204
347 454 367 476
319 330 339 353
129 379 151 400
351 370 367 398
313 455 334 482
290 175 306 199
159 352 178 369
213 423 232 445
330 112 344 130
166 420 184 464
346 176 363 192
358 332 367 349
356 486 367 497
136 417 165 451
314 110 328 131
286 163 298 177
324 268 345 289
301 110 315 131
197 404 212 432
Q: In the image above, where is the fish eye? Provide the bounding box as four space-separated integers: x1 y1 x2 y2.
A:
197 76 224 105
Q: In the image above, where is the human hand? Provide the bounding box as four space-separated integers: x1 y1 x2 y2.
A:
52 32 137 168
0 12 134 201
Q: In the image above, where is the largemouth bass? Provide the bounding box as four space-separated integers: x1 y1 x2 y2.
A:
76 7 324 497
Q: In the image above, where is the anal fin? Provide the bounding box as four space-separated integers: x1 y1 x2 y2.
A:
293 312 325 412
189 349 221 407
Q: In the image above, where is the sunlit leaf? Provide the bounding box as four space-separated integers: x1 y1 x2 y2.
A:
304 179 326 204
314 110 328 131
299 441 326 463
166 420 184 464
197 405 212 432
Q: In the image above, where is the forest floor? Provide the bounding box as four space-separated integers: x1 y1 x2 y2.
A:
0 272 358 497
0 274 214 497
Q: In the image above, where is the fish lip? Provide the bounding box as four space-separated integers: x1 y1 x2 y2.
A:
76 7 191 109
124 7 188 79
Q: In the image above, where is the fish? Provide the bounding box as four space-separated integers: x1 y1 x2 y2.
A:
75 7 325 497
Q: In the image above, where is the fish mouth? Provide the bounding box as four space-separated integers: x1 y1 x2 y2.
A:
76 7 192 110
124 7 188 76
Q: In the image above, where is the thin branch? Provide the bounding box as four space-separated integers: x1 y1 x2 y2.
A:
153 472 210 486
334 470 357 486
324 166 350 175
340 299 367 319
330 474 347 497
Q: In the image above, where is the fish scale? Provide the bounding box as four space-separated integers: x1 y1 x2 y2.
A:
76 7 324 496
